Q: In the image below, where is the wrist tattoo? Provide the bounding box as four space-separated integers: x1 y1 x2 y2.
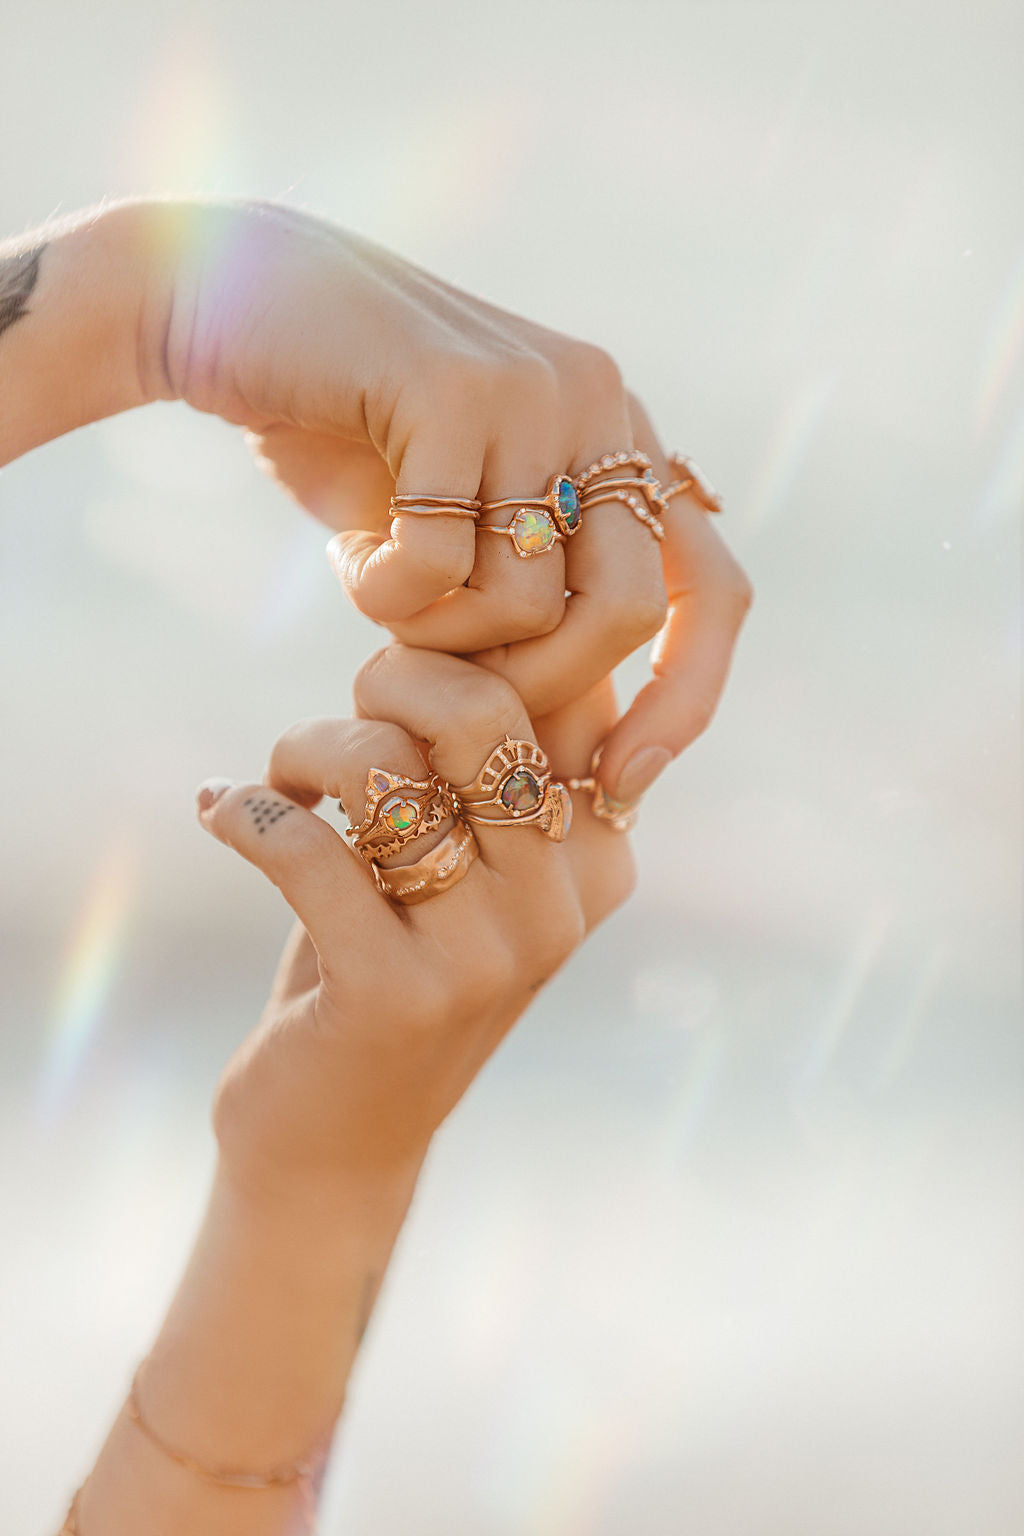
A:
0 244 46 342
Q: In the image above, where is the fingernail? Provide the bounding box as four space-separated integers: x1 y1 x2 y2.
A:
196 778 234 813
613 746 672 804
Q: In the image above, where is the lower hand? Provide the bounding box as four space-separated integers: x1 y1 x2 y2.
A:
197 646 634 1195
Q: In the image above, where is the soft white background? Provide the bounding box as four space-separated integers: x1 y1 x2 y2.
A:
1 2 1021 1532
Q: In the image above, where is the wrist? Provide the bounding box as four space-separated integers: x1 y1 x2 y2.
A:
0 201 160 464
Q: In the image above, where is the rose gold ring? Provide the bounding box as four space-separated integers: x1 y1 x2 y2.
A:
664 453 723 513
481 474 582 537
345 767 454 864
453 735 572 842
578 482 666 542
390 493 481 519
373 820 479 904
573 450 653 496
477 512 565 558
566 748 640 833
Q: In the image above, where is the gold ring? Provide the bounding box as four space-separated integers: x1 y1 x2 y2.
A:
453 735 572 842
373 820 479 904
574 450 652 495
345 767 454 864
575 454 666 541
480 473 582 538
390 493 481 519
566 748 640 833
664 453 723 513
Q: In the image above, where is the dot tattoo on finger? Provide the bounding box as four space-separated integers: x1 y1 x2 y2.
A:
243 795 297 834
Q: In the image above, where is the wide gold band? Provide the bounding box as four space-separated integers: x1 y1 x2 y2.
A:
373 820 479 904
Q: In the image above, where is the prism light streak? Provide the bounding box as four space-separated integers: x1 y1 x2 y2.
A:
35 842 137 1124
975 247 1024 440
745 372 839 535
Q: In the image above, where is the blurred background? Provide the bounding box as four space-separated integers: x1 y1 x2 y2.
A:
1 1 1021 1532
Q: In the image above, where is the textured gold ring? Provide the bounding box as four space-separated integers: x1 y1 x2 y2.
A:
390 493 481 519
373 820 479 904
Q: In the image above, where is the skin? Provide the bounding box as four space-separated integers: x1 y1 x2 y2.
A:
72 653 634 1534
0 199 750 1528
0 199 751 809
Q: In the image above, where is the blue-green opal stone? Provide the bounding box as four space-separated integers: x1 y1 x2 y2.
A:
557 477 581 531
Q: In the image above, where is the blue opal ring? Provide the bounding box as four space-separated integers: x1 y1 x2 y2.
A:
478 473 582 557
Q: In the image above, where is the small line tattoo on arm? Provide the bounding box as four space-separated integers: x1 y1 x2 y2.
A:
0 245 46 343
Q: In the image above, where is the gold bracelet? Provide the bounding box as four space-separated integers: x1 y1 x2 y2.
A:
59 1367 331 1534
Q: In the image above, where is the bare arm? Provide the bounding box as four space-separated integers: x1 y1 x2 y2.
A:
0 205 162 464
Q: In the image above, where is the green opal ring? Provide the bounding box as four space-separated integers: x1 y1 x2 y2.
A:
453 735 572 843
478 473 582 557
345 767 454 864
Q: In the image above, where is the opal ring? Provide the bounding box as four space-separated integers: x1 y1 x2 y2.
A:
453 736 572 843
663 453 723 513
372 820 479 905
566 748 640 833
345 767 454 864
477 473 581 557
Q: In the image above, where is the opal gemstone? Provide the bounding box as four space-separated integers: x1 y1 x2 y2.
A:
511 508 556 554
382 795 419 832
500 768 543 813
556 476 581 531
372 772 391 794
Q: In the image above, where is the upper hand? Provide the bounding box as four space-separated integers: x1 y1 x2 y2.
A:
149 201 751 814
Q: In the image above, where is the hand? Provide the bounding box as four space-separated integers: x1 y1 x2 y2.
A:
195 646 634 1194
145 201 750 812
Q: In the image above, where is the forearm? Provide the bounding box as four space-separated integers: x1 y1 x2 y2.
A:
76 1154 422 1535
0 202 175 465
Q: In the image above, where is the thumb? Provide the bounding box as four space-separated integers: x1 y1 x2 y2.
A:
195 778 383 954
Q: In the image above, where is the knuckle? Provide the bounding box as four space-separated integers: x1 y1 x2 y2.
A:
405 529 477 590
683 688 719 742
446 667 522 741
568 341 624 403
610 588 670 647
352 645 391 705
502 348 560 407
628 589 671 643
503 581 565 640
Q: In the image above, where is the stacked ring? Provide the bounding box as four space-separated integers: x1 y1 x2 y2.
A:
477 473 581 557
663 453 723 513
345 767 454 864
452 735 572 843
372 821 479 905
574 451 667 541
390 494 481 519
